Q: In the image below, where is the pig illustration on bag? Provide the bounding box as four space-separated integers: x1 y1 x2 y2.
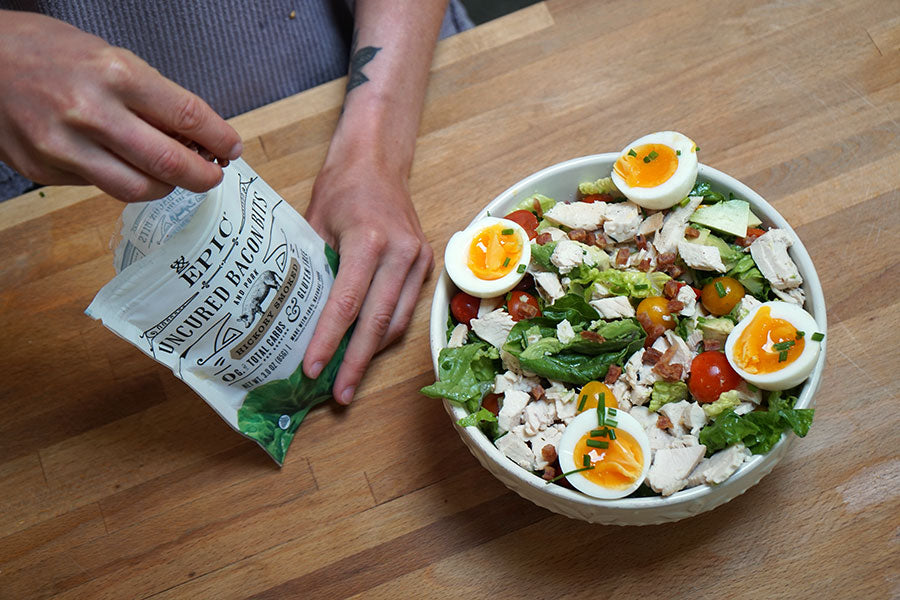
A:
238 270 280 327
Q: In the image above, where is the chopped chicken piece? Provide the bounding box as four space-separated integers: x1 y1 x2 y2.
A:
523 399 556 435
658 400 691 437
735 295 762 320
629 405 659 430
477 295 504 318
495 427 536 470
497 389 530 433
544 201 607 230
654 196 702 254
749 229 803 290
541 226 569 241
534 271 565 304
611 379 633 411
773 286 806 305
493 370 540 395
448 323 468 348
639 211 665 236
524 424 565 469
591 281 613 299
647 445 707 496
589 296 636 319
556 319 576 345
470 309 515 349
678 240 727 272
675 285 698 317
551 239 586 274
687 443 750 486
662 330 694 377
683 402 708 436
603 202 643 242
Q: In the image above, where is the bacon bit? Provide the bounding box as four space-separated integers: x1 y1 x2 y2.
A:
604 364 622 384
684 226 701 239
656 413 673 430
582 193 614 203
636 312 666 347
541 465 558 481
568 228 588 243
657 252 676 267
536 232 553 245
642 347 663 365
736 227 766 247
541 444 558 464
533 197 544 218
530 385 545 401
667 299 685 313
663 279 681 299
615 248 630 266
653 362 683 381
703 339 723 352
586 230 607 248
637 257 653 272
481 393 501 416
664 263 685 278
580 330 606 343
635 234 648 250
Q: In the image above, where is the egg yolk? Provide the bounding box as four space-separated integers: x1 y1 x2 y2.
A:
732 305 805 374
575 429 643 490
467 224 522 280
576 381 617 413
614 143 679 188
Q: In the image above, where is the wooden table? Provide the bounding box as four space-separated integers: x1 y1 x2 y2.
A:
2 1 898 598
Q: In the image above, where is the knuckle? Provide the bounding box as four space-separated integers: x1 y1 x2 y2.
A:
331 292 363 323
357 228 387 254
96 47 136 90
149 146 185 181
172 95 205 132
367 310 393 338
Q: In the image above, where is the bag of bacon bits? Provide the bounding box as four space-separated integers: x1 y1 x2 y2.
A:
87 158 347 465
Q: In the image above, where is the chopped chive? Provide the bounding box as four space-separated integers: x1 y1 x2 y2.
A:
773 340 795 351
503 257 511 267
501 228 514 235
597 404 605 426
778 350 789 362
578 394 588 411
695 146 700 151
628 149 637 157
648 150 659 160
643 156 651 163
590 429 609 437
634 283 648 290
586 439 609 449
795 330 805 339
676 150 681 156
39 191 46 197
811 332 825 342
546 465 594 484
608 428 616 440
605 419 619 428
608 407 617 415
714 281 727 298
583 454 592 467
517 263 527 273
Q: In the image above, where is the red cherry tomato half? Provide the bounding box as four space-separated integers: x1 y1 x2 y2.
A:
503 209 539 240
581 193 614 203
688 351 742 403
736 227 766 247
481 393 501 416
507 291 541 321
450 291 480 325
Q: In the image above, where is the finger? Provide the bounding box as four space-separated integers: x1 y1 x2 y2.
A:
83 105 225 193
330 263 410 405
121 63 242 162
302 242 380 382
376 242 434 352
56 133 175 202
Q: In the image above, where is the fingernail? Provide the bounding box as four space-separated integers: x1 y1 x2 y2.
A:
340 386 355 405
228 141 243 160
307 361 324 379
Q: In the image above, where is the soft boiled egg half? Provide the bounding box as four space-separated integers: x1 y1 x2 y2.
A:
725 301 823 391
445 217 531 298
557 407 651 499
611 131 699 210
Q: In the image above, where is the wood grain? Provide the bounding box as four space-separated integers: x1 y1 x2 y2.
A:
1 1 897 598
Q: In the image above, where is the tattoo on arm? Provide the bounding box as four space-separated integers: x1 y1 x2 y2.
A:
346 29 381 93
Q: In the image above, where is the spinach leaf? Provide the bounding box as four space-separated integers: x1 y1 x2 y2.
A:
690 180 726 204
698 391 814 455
541 293 600 323
420 342 500 406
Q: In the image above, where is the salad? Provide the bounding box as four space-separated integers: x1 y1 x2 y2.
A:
422 132 823 500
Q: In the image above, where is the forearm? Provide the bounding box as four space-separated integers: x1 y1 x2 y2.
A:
326 0 449 176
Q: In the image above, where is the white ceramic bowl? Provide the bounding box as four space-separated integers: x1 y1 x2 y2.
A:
428 153 827 525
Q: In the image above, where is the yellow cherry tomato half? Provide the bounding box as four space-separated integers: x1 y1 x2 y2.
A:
636 296 676 333
576 381 617 413
701 276 745 316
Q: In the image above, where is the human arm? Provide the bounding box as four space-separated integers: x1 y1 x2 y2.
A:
301 0 450 404
0 10 242 202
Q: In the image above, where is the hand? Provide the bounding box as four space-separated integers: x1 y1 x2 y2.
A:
0 11 242 202
302 152 434 404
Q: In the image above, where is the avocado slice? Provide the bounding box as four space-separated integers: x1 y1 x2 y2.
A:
689 200 749 238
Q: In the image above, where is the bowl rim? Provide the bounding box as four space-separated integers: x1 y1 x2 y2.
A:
429 152 827 520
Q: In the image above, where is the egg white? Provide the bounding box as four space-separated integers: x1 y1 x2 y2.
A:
444 217 531 299
611 131 699 210
725 300 823 391
557 408 651 500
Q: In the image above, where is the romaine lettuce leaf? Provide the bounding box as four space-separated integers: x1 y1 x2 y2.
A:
420 342 500 407
698 391 814 455
515 193 556 214
530 241 558 272
456 407 498 428
591 269 670 298
727 254 768 299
